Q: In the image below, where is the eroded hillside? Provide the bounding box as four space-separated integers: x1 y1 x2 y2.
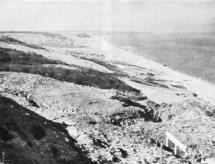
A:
0 32 215 164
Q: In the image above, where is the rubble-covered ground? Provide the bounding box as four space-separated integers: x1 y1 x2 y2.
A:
0 31 215 164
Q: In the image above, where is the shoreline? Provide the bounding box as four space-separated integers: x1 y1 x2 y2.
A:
97 36 215 104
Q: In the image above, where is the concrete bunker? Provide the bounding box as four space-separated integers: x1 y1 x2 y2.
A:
165 132 188 158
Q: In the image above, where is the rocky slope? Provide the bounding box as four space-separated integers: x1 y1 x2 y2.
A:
0 31 214 164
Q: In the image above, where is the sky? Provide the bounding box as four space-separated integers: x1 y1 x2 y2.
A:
0 0 215 32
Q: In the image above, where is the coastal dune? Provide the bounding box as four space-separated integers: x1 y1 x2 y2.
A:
86 34 215 104
0 31 215 164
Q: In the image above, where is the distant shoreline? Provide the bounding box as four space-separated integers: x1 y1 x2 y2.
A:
101 35 215 103
105 32 215 85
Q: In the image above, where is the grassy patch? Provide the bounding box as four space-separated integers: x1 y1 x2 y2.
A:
0 36 46 50
0 47 60 65
78 57 126 76
0 47 140 94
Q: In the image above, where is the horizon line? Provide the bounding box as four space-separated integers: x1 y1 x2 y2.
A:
1 30 215 34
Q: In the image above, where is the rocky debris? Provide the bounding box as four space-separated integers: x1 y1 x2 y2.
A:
113 91 147 101
0 32 214 164
110 94 161 124
0 74 191 164
157 100 208 122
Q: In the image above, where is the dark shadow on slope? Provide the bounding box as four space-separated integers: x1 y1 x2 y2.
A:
0 35 46 50
76 33 91 38
109 96 161 126
0 127 13 142
108 108 160 126
0 31 68 40
131 76 169 89
0 31 74 47
0 96 95 164
0 47 140 95
0 47 62 65
78 57 126 76
111 96 147 108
